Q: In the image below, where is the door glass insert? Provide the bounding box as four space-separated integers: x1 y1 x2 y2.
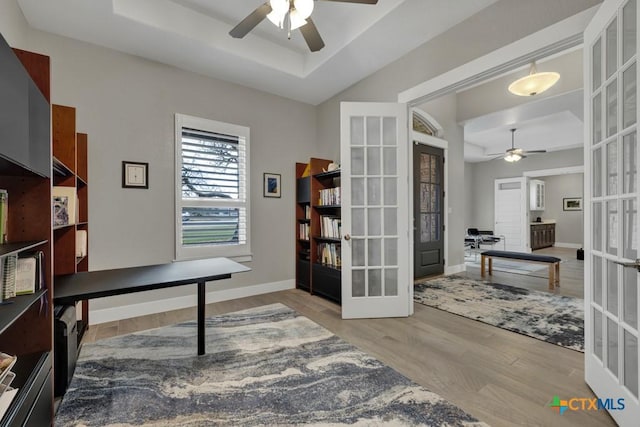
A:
368 238 381 266
352 208 365 236
351 117 364 146
352 270 365 297
352 178 365 205
367 177 381 206
608 259 619 316
594 36 603 90
594 255 603 306
623 199 637 259
384 238 397 265
384 269 398 296
595 308 603 361
623 0 637 64
623 62 637 128
368 269 382 296
607 17 618 79
623 132 637 193
594 202 603 251
367 147 381 175
624 330 639 398
607 79 618 137
594 147 603 197
352 239 365 266
607 201 619 255
368 208 381 236
351 147 365 175
608 317 619 377
623 266 638 329
607 140 618 195
594 92 603 145
366 117 380 146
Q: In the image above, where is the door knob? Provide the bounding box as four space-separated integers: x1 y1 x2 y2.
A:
344 234 351 241
614 259 640 272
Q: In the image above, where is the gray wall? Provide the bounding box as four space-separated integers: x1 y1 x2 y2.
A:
531 174 584 246
316 0 600 267
1 1 317 311
466 147 584 230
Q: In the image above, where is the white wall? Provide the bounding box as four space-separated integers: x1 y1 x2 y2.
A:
1 1 317 315
531 173 584 247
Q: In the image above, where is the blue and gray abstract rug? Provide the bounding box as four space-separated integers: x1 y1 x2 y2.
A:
414 275 583 352
56 303 488 426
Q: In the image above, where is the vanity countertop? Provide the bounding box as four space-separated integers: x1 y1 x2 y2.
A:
530 220 556 225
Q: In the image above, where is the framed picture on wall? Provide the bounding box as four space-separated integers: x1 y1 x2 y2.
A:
263 173 281 198
563 197 582 211
122 161 149 189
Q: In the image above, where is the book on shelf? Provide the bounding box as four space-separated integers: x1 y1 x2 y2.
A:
0 387 18 419
317 242 341 269
15 251 44 296
76 230 87 258
1 255 17 301
319 215 341 239
0 189 7 244
299 223 310 241
318 187 341 206
304 205 311 219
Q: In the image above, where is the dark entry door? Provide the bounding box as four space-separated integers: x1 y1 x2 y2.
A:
413 143 444 278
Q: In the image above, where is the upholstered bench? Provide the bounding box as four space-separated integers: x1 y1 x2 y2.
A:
480 250 561 289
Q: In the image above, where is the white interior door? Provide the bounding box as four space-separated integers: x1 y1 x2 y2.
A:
585 0 640 424
340 102 410 319
494 177 526 252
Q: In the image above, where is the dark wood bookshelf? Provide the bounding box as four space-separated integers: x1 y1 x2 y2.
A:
0 289 47 335
0 240 48 258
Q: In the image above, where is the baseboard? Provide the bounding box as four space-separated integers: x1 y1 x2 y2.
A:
89 279 295 325
445 263 466 275
554 242 582 249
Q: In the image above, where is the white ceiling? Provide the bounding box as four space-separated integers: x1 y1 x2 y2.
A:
16 0 498 105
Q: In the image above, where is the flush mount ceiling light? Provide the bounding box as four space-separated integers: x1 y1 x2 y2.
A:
508 62 560 96
267 0 314 31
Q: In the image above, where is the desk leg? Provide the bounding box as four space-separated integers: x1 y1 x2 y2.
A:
481 255 486 277
198 281 206 355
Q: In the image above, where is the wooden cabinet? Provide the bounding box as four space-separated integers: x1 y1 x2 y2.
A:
0 39 53 426
296 158 342 304
530 179 545 210
52 104 90 337
530 223 555 250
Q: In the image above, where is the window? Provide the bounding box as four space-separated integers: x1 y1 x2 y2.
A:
175 114 250 260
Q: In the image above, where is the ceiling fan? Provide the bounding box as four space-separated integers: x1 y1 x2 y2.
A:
489 128 547 162
229 0 379 52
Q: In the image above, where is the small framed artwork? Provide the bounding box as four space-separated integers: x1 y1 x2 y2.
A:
263 173 281 198
122 161 149 189
563 197 582 211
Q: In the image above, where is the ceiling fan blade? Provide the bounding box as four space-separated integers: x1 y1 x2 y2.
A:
229 2 272 39
317 0 378 4
524 150 547 154
300 17 325 52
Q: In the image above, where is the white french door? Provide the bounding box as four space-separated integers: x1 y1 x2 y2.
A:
585 0 640 424
494 177 526 252
340 102 411 319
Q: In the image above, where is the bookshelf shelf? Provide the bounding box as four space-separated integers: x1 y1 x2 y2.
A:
314 237 341 243
0 241 48 259
1 351 51 426
0 289 47 335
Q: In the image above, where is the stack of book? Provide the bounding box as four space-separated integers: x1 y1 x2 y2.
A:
319 215 341 239
1 252 44 302
0 352 18 418
0 189 7 244
299 223 310 241
318 243 341 269
318 187 341 206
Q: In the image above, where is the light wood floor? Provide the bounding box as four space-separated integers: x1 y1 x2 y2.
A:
83 247 615 427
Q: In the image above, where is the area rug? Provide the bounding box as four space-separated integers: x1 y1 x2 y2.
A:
56 303 488 426
414 275 584 352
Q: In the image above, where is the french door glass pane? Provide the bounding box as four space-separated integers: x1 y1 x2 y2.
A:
607 79 618 137
368 238 381 266
352 147 365 175
594 202 603 251
383 148 396 174
608 201 619 255
384 208 397 235
623 199 637 259
353 270 365 297
594 147 603 197
421 154 430 181
351 117 364 146
366 117 380 146
594 92 603 144
352 178 365 205
382 117 396 145
595 308 604 361
384 238 398 265
384 178 397 205
384 269 398 296
368 269 382 296
368 208 381 236
367 147 381 175
594 37 602 91
352 208 365 236
607 18 618 79
607 140 619 195
623 132 637 193
623 62 637 128
352 239 365 266
623 0 637 64
608 259 619 316
594 254 603 306
608 317 619 376
624 330 639 398
367 177 381 206
623 266 638 329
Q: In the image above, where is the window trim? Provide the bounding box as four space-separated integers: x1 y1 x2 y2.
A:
175 113 251 261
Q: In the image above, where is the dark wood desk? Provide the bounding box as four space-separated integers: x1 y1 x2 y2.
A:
54 258 250 355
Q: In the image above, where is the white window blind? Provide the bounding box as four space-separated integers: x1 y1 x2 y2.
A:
175 114 250 260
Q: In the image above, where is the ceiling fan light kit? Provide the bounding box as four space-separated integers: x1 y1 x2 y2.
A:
508 62 560 96
504 152 522 162
230 0 378 52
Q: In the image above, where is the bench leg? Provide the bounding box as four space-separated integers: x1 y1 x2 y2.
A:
488 257 493 275
481 255 486 277
548 264 554 290
555 262 560 287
